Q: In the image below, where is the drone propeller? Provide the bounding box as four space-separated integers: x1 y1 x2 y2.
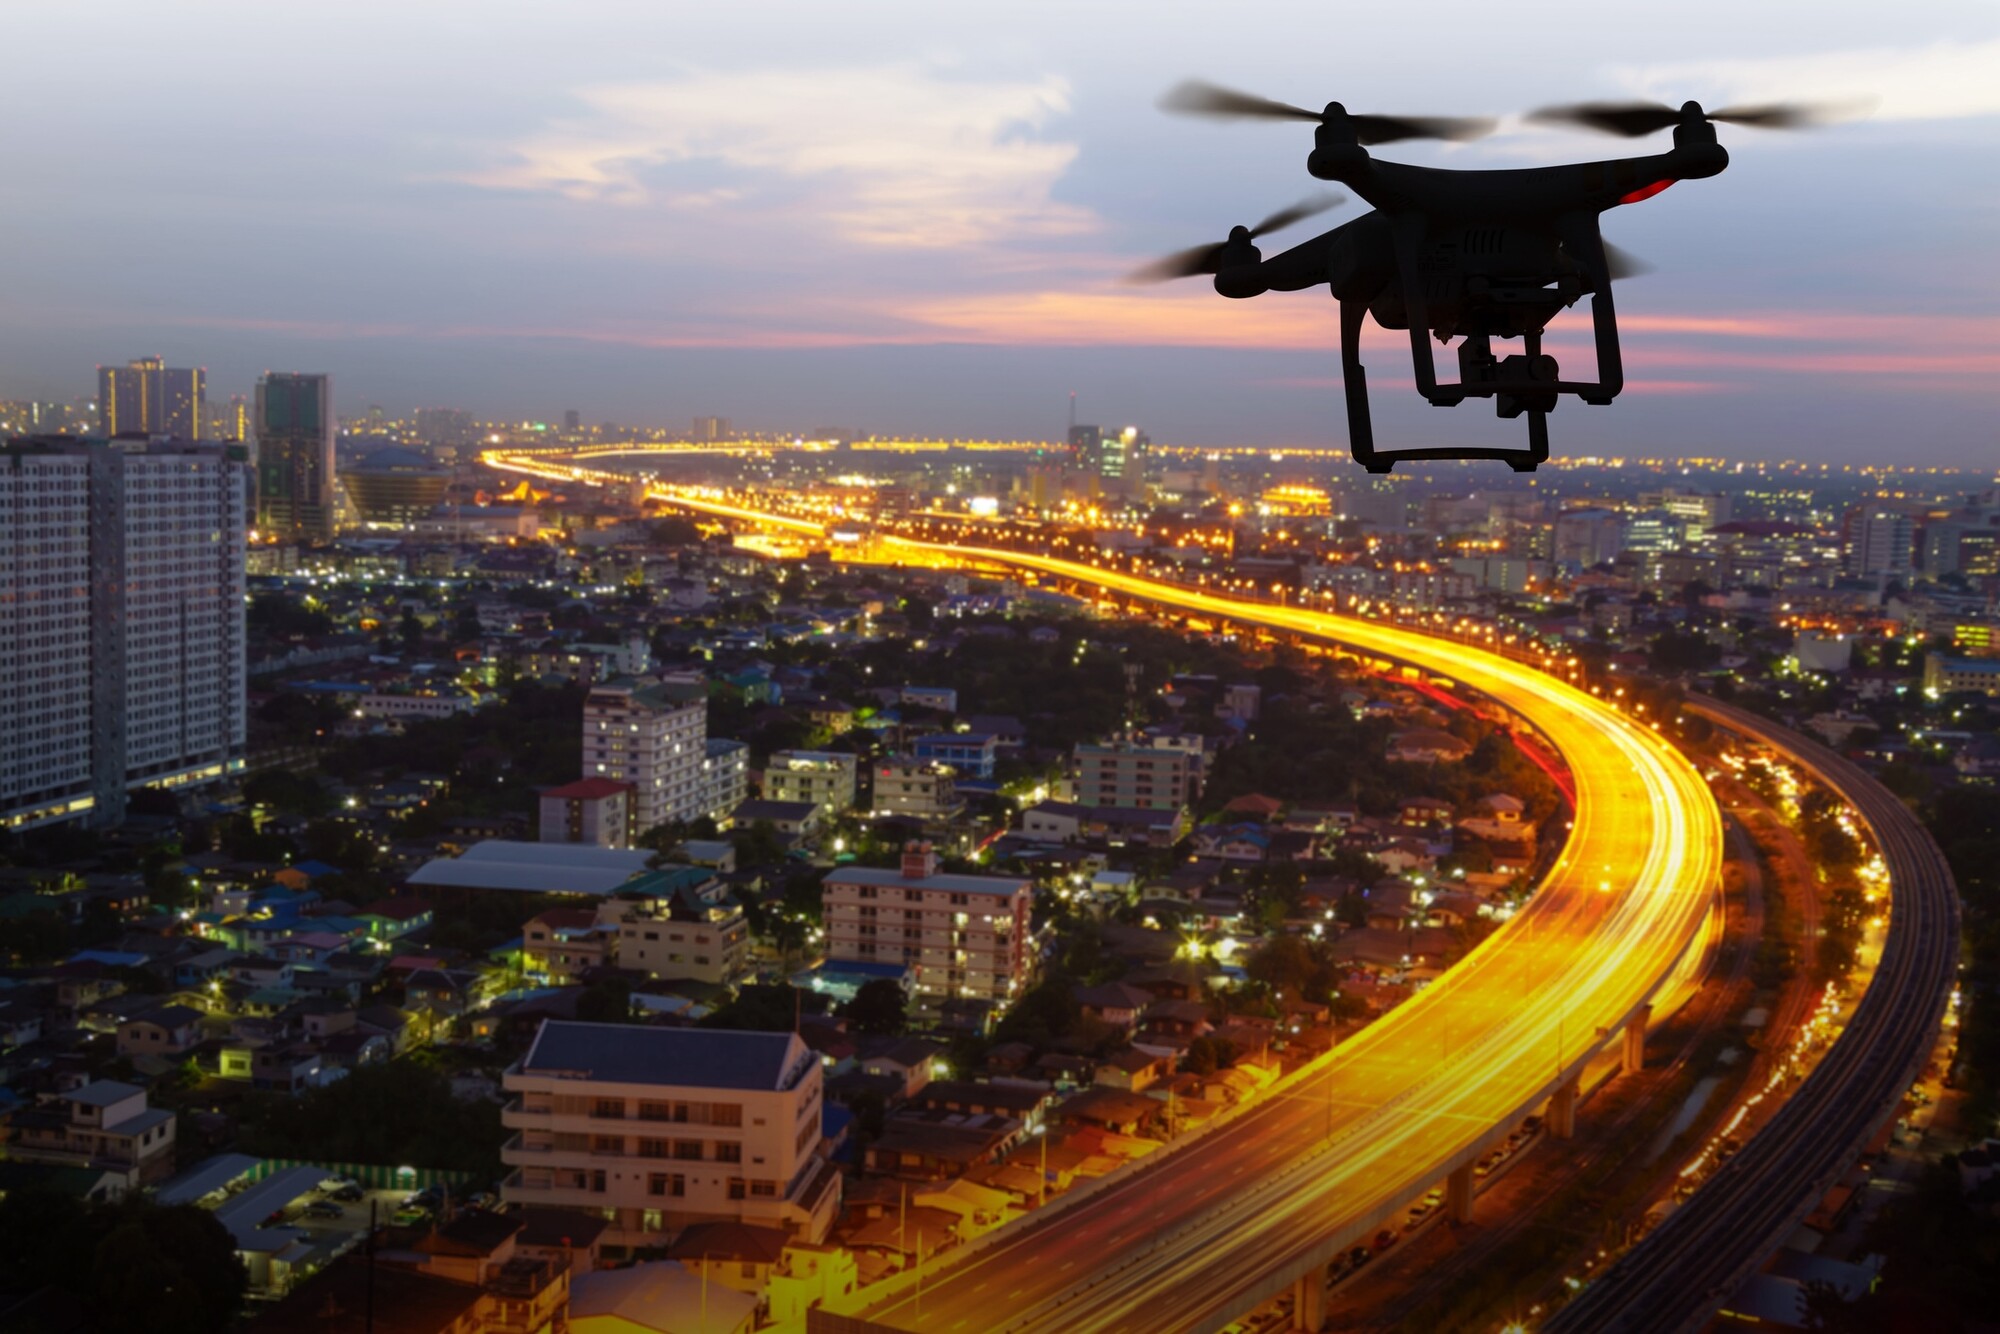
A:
1527 98 1864 137
1126 193 1343 283
1562 237 1652 280
1161 79 1495 145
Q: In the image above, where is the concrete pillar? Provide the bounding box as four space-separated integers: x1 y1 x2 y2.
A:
1623 1004 1652 1073
1447 1163 1475 1224
1548 1079 1579 1140
1292 1267 1326 1332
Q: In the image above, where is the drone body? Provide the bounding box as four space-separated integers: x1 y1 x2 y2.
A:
1145 86 1835 472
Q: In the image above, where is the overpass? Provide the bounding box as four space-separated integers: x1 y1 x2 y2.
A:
1546 696 1959 1333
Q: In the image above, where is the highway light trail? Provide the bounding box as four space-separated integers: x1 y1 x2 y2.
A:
493 463 1726 1333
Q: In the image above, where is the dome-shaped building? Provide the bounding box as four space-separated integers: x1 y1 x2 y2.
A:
338 446 450 526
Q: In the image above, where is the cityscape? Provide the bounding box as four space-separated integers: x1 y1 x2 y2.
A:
2 5 1997 1334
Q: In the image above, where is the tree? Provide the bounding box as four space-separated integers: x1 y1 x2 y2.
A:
0 1189 246 1334
576 976 639 1024
236 1061 504 1177
842 979 907 1036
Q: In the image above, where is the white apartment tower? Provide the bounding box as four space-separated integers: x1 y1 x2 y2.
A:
822 843 1033 1007
1 437 248 829
582 678 710 835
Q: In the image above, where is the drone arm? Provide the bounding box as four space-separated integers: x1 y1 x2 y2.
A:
1389 214 1459 405
1257 231 1341 292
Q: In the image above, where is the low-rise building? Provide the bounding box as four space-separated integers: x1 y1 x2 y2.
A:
763 750 859 815
912 733 1000 779
603 877 752 986
5 1080 176 1190
870 758 960 820
537 777 635 849
1073 744 1193 812
501 1021 840 1246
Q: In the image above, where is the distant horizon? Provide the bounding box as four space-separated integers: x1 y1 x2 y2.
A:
5 2 1997 464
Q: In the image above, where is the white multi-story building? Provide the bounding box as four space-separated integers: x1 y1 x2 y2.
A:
822 843 1033 1006
582 678 709 835
501 1021 839 1245
702 738 749 821
764 750 859 815
1 437 247 829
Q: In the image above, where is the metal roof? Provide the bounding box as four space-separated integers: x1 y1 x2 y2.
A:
521 1021 807 1092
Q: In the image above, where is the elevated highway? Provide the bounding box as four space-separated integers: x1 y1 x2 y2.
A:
1547 696 1959 1334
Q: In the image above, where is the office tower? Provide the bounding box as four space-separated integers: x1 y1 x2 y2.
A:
1841 507 1915 579
1 437 248 830
254 372 335 540
1069 423 1148 481
691 415 731 442
562 409 581 434
204 394 250 443
581 678 710 834
337 446 450 526
97 358 205 438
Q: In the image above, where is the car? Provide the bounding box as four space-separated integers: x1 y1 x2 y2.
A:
394 1207 429 1227
303 1201 344 1220
1348 1246 1370 1268
330 1184 365 1203
465 1191 496 1210
319 1176 358 1193
1373 1229 1397 1252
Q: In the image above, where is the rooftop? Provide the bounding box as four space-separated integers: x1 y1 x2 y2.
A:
823 867 1030 898
541 777 634 801
520 1021 809 1092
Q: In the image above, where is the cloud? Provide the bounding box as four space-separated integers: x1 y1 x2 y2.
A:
1610 40 2000 124
453 64 1092 249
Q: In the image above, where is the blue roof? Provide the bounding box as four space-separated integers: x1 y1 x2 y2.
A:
292 860 341 879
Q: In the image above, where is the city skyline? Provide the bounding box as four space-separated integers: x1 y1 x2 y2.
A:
2 2 1997 463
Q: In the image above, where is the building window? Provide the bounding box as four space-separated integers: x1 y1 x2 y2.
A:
673 1140 703 1160
728 1178 747 1200
715 1142 742 1164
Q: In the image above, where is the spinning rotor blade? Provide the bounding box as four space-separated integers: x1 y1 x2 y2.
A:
1160 79 1320 121
1248 193 1342 238
1530 97 1869 136
1125 193 1345 284
1347 113 1496 145
1528 100 1682 137
1709 99 1869 129
1128 241 1231 284
1162 79 1494 143
1602 240 1653 280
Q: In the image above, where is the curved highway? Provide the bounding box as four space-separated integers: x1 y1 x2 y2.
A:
1547 696 1960 1334
478 463 1726 1332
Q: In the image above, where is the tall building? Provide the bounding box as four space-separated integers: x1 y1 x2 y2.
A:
582 678 711 835
500 1022 839 1244
415 407 476 447
254 372 336 540
1 436 248 830
822 842 1033 1006
97 358 205 438
337 446 450 526
691 416 731 441
1842 507 1915 579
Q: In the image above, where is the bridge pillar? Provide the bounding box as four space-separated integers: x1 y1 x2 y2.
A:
1292 1266 1326 1331
1447 1162 1476 1223
1548 1079 1579 1140
1623 1004 1651 1073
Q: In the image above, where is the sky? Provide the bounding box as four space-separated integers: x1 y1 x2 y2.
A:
4 0 1999 463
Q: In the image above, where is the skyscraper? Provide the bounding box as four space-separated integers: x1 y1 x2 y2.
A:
97 357 205 438
254 372 335 540
1 436 248 829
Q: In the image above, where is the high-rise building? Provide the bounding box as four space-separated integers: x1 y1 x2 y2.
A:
1841 507 1915 579
1073 744 1193 812
97 358 205 438
691 415 731 442
254 372 335 541
581 678 711 835
1 436 248 830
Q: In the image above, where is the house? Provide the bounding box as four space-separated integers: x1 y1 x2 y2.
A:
1074 983 1153 1031
1094 1048 1171 1093
912 733 1000 779
4 1081 176 1190
726 798 822 839
116 1004 206 1059
251 1044 326 1093
358 898 435 941
1387 729 1474 764
1398 797 1456 828
523 907 615 983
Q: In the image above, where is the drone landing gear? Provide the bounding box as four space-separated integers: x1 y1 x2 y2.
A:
1339 298 1552 474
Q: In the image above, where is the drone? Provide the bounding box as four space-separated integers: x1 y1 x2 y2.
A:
1136 82 1849 473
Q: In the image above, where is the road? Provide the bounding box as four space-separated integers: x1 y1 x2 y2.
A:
813 538 1719 1334
480 467 1726 1333
1547 696 1959 1334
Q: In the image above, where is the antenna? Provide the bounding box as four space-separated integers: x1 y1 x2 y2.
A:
1068 391 1076 438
